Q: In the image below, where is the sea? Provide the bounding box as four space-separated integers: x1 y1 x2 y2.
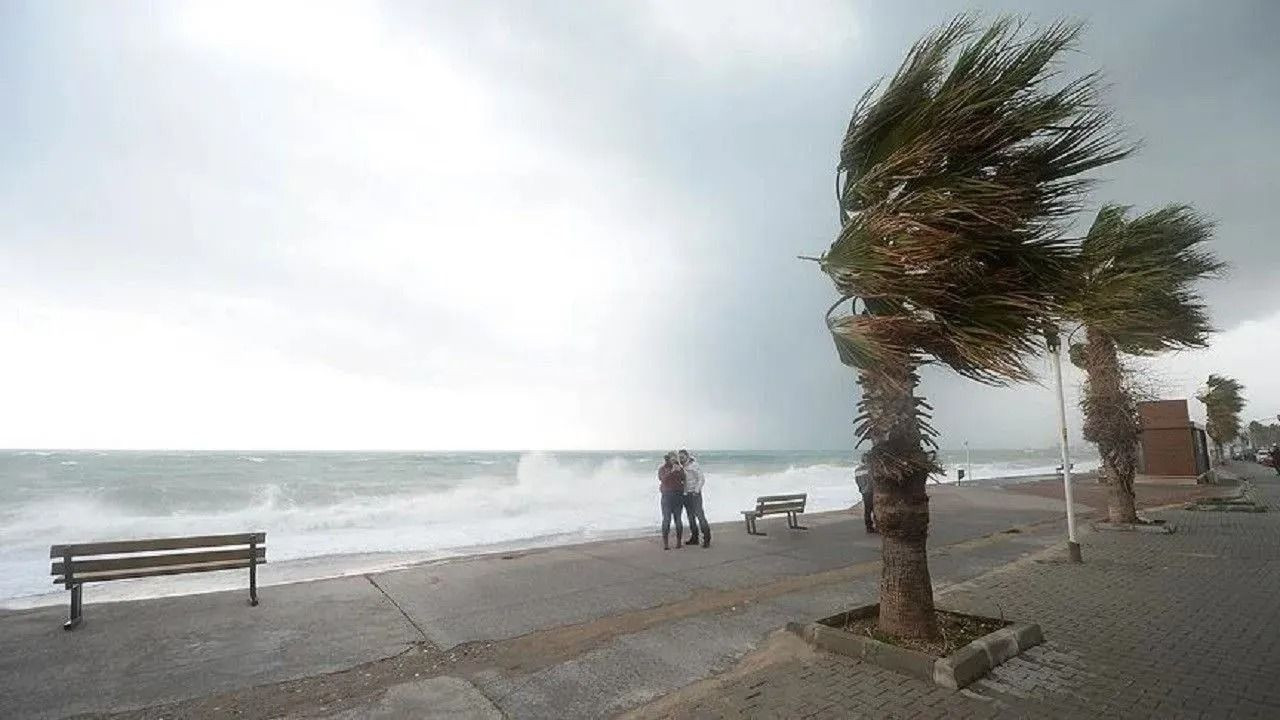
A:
0 448 1098 606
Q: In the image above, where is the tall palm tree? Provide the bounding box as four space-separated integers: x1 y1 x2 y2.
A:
1065 205 1222 523
1199 374 1245 461
819 16 1128 640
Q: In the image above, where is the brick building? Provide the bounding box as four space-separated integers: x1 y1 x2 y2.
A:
1136 399 1210 480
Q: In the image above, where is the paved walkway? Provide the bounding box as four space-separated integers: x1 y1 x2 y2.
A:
638 462 1280 719
2 473 1243 720
0 485 1080 719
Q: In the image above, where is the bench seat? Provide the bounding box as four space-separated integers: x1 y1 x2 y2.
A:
741 494 808 535
50 532 266 629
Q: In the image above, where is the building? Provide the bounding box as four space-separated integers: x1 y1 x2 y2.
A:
1136 399 1210 481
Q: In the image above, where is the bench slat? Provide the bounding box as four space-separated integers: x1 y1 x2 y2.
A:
756 494 806 503
50 532 266 558
52 547 266 576
752 502 803 512
54 558 266 585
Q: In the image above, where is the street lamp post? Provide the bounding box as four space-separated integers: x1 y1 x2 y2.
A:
1047 331 1082 563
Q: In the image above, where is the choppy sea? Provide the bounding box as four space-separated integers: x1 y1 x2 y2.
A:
0 448 1097 605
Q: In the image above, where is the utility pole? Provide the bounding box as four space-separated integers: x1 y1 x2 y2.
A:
1047 331 1082 563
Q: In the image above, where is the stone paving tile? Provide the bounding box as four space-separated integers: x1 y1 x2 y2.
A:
649 464 1280 719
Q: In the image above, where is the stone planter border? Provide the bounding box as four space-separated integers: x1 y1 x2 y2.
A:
788 604 1043 690
1091 518 1177 534
1185 486 1266 512
1184 502 1266 513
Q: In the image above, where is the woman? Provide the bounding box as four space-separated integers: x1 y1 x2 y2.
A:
658 451 686 549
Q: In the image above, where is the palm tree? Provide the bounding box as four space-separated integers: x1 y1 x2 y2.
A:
1199 374 1245 462
819 16 1128 640
1064 205 1222 523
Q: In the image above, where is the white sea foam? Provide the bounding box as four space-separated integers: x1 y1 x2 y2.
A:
935 458 1101 483
0 450 1096 605
0 452 859 604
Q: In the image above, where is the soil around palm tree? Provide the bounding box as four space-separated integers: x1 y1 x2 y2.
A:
831 610 1007 658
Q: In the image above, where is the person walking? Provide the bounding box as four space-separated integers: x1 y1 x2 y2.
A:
679 449 710 548
855 454 876 534
658 451 686 549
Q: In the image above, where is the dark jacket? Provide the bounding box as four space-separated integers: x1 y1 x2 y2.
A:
658 463 686 493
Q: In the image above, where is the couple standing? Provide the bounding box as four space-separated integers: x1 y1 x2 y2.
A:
657 449 711 549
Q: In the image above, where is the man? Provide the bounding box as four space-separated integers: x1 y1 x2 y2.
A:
855 454 876 534
658 452 686 550
679 449 710 548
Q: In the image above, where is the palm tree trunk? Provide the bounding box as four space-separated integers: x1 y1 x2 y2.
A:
1081 327 1140 524
860 364 938 640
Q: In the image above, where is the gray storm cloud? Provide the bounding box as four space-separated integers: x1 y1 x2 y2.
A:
1 0 1276 450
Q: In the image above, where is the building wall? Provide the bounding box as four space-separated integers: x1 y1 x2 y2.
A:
1139 400 1191 428
1142 427 1200 476
1137 399 1200 477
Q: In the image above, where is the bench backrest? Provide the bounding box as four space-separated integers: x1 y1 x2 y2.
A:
755 493 807 514
51 532 266 588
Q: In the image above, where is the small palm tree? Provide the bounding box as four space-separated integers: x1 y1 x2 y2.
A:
1064 205 1222 523
1198 374 1245 462
819 16 1128 640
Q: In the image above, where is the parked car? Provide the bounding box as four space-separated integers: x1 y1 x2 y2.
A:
1258 450 1273 467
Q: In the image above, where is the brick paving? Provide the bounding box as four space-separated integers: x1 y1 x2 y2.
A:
645 464 1280 719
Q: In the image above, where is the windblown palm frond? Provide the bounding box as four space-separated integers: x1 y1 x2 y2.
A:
1069 204 1224 355
1198 374 1246 447
822 15 1131 385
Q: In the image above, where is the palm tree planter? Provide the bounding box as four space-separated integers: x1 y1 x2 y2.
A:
789 604 1043 689
1091 517 1175 534
813 14 1128 645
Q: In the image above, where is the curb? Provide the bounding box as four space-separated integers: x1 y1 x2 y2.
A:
789 606 1043 690
1090 520 1177 534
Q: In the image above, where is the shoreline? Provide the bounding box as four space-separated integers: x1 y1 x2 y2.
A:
0 471 1093 611
1 524 667 611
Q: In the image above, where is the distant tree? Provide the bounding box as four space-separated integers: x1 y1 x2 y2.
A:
1247 420 1280 447
1062 205 1222 523
1198 375 1246 461
819 15 1128 640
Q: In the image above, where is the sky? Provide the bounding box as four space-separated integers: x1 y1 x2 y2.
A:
1 0 1277 451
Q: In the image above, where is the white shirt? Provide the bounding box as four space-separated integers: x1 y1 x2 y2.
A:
682 459 705 494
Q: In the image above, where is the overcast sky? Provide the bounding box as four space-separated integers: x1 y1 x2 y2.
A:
2 0 1277 451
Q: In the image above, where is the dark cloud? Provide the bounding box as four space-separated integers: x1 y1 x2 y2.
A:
1 1 1276 449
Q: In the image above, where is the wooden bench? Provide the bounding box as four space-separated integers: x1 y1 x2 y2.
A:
50 532 266 630
741 494 808 535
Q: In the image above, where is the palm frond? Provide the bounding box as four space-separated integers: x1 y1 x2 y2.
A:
1197 374 1246 445
821 14 1131 386
1071 204 1224 354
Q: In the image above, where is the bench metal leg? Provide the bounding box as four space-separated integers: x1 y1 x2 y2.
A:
249 541 260 607
748 516 766 536
788 512 808 530
63 584 83 630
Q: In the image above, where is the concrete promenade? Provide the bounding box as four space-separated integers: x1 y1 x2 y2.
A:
0 474 1233 720
644 462 1280 719
0 484 1079 719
